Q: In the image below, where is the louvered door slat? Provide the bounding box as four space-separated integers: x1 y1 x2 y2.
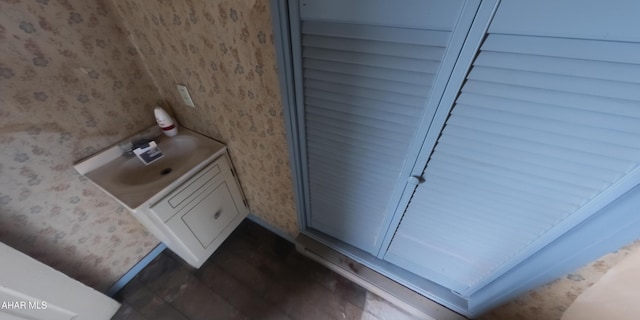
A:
304 69 427 95
303 35 446 60
438 133 616 182
457 93 640 133
304 79 427 107
307 140 399 167
306 127 409 155
385 33 640 293
306 108 414 136
305 89 423 116
426 161 586 205
464 81 640 118
469 66 640 101
305 97 418 126
419 182 569 223
423 174 574 214
475 51 640 84
306 121 409 149
303 47 442 72
310 180 388 205
304 59 435 86
305 118 408 143
427 155 596 198
309 163 396 188
307 131 402 160
452 107 640 151
302 21 451 46
436 135 610 187
446 117 636 168
483 34 640 64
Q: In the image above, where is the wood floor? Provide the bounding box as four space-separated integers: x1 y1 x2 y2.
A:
112 220 421 320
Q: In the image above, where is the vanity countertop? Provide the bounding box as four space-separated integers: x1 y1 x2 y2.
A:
74 127 226 210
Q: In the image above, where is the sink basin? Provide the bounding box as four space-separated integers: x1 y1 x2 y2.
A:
75 127 225 210
112 135 198 187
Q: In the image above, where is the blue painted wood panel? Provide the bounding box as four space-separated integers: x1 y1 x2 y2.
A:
272 0 640 317
299 0 464 30
469 182 640 316
296 2 470 254
490 0 640 42
303 24 444 251
385 32 640 294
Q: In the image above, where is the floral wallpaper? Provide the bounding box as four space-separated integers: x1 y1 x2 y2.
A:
0 0 160 291
109 0 299 236
104 1 640 318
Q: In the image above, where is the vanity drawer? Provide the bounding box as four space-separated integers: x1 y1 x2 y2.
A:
174 180 241 249
151 156 230 222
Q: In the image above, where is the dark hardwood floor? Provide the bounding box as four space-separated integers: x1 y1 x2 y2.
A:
111 220 419 320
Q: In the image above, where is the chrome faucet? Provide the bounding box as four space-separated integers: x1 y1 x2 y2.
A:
119 139 153 156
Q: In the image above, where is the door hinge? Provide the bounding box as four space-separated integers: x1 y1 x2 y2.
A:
242 199 249 208
230 168 235 177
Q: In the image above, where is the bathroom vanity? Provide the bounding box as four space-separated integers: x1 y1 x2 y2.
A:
74 127 248 268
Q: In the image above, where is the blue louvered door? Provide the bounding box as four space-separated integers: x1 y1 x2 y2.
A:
292 0 481 254
384 19 640 295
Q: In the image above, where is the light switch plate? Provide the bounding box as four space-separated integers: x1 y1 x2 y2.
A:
176 84 196 108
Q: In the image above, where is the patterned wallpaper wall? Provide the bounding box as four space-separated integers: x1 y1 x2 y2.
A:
0 0 159 290
110 0 298 236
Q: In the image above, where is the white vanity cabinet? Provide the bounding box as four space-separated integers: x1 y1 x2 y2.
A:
143 153 248 268
74 127 249 269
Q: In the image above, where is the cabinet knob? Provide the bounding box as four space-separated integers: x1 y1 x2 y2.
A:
213 210 222 219
407 175 424 186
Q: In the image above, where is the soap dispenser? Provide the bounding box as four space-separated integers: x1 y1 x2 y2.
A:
154 107 178 137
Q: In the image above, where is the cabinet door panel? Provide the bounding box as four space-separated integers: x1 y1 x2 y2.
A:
182 181 241 249
295 0 481 254
385 32 640 295
165 174 247 268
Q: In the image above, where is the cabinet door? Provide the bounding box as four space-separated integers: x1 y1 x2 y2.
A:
385 4 640 295
180 180 241 248
165 175 247 268
293 0 482 254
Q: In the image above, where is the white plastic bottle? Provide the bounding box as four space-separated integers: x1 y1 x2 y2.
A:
154 107 178 137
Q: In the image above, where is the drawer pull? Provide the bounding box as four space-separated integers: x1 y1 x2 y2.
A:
213 210 222 220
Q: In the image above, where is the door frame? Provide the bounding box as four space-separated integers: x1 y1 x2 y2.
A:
270 0 309 231
269 0 640 317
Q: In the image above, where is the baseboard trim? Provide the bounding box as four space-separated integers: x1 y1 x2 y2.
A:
106 242 167 297
246 213 296 243
296 234 466 320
